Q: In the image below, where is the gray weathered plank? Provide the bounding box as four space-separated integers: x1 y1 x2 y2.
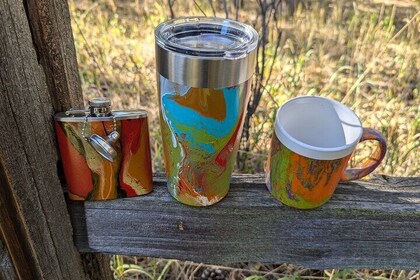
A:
1 0 114 278
0 1 87 279
23 0 114 278
0 241 17 280
69 174 420 270
0 0 91 279
24 0 83 112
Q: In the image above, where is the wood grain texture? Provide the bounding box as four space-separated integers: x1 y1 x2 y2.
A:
24 0 83 111
23 0 114 278
69 174 420 270
0 0 87 278
0 241 17 280
0 167 35 280
81 253 113 280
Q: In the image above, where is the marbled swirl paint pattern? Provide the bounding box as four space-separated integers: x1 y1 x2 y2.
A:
55 118 153 200
266 135 351 209
159 75 250 206
266 127 387 209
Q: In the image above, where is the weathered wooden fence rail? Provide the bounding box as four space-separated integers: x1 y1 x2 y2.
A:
69 174 420 270
1 0 419 277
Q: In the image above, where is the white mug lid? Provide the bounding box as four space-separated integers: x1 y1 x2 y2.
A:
274 96 363 160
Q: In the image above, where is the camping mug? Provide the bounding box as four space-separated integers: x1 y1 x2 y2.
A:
155 17 258 206
266 96 387 209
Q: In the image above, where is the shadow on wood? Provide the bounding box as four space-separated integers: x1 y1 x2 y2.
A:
68 174 420 270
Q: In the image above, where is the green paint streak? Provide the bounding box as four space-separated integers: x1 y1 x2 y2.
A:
88 172 100 199
62 122 85 157
287 195 329 209
268 139 331 209
269 142 290 200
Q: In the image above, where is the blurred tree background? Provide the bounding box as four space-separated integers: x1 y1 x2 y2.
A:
69 0 419 278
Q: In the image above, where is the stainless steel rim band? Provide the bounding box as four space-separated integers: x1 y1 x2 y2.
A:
155 45 257 88
54 110 148 122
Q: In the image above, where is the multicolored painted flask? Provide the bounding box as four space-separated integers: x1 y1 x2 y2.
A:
54 98 153 200
155 17 258 206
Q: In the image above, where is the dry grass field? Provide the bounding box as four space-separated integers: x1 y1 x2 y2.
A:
69 0 419 279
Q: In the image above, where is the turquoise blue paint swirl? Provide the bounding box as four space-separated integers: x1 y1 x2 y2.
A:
161 87 240 154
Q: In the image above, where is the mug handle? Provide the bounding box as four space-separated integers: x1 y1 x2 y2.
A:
341 128 387 181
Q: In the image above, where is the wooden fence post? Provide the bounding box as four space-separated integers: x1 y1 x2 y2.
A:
0 241 17 280
0 0 112 278
24 0 83 111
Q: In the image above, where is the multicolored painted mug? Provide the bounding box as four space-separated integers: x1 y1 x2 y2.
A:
266 96 387 209
155 17 258 206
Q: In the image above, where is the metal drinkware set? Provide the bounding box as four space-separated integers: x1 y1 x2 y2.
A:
56 16 386 209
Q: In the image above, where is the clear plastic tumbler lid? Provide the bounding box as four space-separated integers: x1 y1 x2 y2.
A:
155 17 259 88
155 17 258 59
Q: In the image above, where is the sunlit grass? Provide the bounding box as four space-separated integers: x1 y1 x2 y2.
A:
69 0 419 278
69 0 419 176
110 256 420 280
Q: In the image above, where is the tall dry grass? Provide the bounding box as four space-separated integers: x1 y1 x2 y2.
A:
69 0 419 279
70 0 419 176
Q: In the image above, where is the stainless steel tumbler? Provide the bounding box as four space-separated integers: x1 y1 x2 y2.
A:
155 17 258 206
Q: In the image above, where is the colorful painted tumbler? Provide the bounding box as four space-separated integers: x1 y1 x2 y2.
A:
155 17 258 206
266 96 387 209
55 98 153 200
